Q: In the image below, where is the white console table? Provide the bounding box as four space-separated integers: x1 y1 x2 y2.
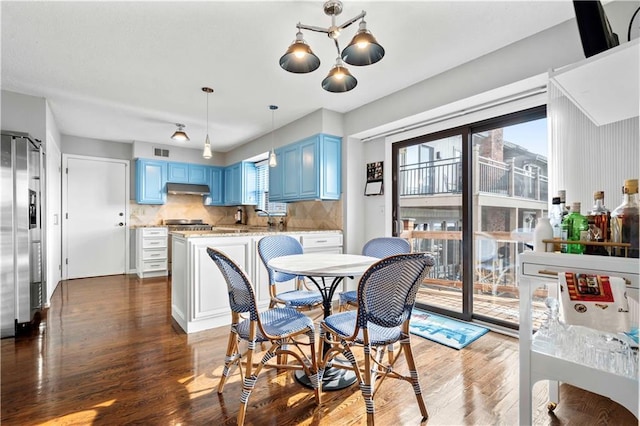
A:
518 252 639 424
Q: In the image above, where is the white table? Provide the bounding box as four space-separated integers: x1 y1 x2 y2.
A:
268 253 378 390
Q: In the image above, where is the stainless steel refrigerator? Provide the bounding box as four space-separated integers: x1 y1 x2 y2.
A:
1 131 46 338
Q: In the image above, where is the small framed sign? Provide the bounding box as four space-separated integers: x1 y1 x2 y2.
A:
364 161 384 196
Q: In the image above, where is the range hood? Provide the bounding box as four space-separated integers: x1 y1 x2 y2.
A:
166 183 210 196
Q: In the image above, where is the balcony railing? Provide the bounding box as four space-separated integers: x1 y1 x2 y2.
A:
400 155 548 200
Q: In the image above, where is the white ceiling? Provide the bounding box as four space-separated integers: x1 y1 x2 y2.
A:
1 1 576 153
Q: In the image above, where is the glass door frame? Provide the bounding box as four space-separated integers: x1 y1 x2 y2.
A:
392 105 547 327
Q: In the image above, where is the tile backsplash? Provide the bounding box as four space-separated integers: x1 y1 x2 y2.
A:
129 195 342 230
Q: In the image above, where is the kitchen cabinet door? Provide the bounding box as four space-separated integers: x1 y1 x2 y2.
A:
188 164 208 184
299 137 319 199
135 159 167 204
319 134 341 200
282 144 300 200
167 162 189 183
224 163 240 205
224 162 257 206
267 151 283 201
203 166 224 205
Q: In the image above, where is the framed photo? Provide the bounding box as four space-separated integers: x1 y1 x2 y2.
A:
365 161 383 196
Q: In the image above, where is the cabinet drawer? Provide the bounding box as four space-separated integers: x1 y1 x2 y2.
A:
300 234 343 249
142 260 167 271
142 227 167 237
142 248 167 260
142 237 167 249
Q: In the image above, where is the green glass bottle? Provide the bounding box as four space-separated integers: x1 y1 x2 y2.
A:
561 202 589 254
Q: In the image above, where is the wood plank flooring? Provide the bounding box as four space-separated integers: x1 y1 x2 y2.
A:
1 274 637 425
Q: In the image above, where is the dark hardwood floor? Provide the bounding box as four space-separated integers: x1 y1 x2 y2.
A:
2 274 637 425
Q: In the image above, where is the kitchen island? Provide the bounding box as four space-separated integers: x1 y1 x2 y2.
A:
170 228 342 333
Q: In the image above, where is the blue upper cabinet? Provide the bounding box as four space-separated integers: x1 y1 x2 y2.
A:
269 134 341 202
203 166 224 205
168 162 208 185
135 159 167 204
188 164 208 184
167 162 188 183
224 161 257 206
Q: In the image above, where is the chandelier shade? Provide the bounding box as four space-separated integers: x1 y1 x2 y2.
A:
321 59 357 93
341 20 385 66
279 31 321 73
171 123 189 141
280 1 384 92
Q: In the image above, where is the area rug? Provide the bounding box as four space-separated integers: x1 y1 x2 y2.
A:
409 309 489 350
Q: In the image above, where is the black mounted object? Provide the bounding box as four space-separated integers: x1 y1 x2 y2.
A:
573 0 619 58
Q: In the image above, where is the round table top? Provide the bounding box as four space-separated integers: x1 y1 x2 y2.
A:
267 253 378 277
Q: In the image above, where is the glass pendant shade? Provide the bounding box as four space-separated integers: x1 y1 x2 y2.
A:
321 59 357 93
269 150 277 167
279 31 321 73
268 105 278 167
341 21 385 66
171 124 189 141
202 134 212 159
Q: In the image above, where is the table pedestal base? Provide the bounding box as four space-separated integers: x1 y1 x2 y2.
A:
294 360 357 391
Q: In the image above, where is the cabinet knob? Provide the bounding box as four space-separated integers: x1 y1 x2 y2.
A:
118 222 124 226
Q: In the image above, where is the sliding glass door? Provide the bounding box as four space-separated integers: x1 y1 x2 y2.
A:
393 106 547 328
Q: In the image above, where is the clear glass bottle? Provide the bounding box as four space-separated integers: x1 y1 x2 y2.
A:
611 179 640 258
587 191 610 256
549 197 563 252
561 202 588 254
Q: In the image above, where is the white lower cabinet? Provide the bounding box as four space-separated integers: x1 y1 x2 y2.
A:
172 232 342 333
171 234 253 333
136 227 168 278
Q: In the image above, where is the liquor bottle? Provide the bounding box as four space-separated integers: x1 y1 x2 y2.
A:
587 191 610 256
558 190 570 218
561 202 588 254
549 197 563 252
611 179 640 258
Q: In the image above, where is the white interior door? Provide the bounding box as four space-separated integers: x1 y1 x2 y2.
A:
63 155 128 279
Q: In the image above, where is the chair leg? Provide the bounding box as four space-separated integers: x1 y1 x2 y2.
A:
218 329 239 394
401 337 428 420
361 333 376 426
237 324 258 426
306 329 321 405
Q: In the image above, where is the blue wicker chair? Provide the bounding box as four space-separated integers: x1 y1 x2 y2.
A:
319 252 435 426
257 235 323 311
207 247 320 425
339 237 411 310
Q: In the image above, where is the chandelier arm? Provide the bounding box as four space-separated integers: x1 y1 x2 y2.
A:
297 23 331 34
333 38 341 56
336 10 366 31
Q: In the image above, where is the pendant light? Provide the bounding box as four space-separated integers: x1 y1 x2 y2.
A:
280 1 384 93
171 123 189 141
202 87 213 159
268 105 278 167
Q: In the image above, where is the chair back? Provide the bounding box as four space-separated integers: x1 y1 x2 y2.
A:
207 247 259 321
257 235 303 284
357 253 435 329
362 237 411 258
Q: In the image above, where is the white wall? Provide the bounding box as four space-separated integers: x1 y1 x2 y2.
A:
1 90 47 141
63 135 132 160
132 140 226 166
45 102 62 304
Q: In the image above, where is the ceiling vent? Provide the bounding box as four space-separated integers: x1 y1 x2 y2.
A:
154 148 169 157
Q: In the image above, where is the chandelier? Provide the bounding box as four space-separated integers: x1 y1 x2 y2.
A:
279 0 385 93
